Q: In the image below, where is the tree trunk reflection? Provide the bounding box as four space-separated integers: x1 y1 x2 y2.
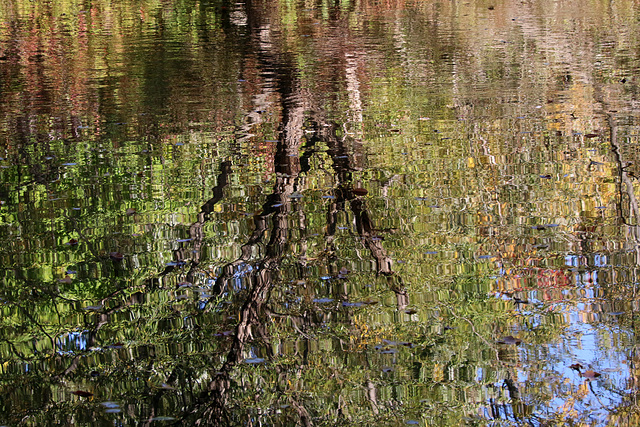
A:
181 2 409 424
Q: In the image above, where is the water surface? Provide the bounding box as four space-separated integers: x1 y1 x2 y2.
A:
1 0 640 425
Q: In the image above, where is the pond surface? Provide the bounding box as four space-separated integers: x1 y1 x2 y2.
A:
1 0 640 425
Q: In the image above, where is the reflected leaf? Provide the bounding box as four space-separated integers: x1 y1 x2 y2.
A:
342 302 363 307
404 308 418 315
497 336 522 345
125 208 136 215
581 370 601 379
109 252 124 261
100 401 120 409
106 343 124 349
569 363 584 371
166 260 186 267
71 390 93 397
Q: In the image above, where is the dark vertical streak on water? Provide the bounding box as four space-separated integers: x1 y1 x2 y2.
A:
608 114 628 225
161 160 233 282
179 0 314 424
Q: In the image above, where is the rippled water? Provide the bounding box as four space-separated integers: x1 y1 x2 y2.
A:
2 0 640 425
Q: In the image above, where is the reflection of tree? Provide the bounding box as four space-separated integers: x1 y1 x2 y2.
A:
314 122 410 311
0 0 430 423
8 0 638 424
167 2 412 424
170 0 308 422
164 160 232 283
592 82 640 424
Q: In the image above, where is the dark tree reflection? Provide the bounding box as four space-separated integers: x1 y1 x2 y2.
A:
170 2 411 424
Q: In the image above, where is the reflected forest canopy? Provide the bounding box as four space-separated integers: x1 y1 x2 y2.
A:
2 0 640 425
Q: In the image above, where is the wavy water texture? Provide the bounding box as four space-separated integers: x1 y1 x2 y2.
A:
1 0 640 425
